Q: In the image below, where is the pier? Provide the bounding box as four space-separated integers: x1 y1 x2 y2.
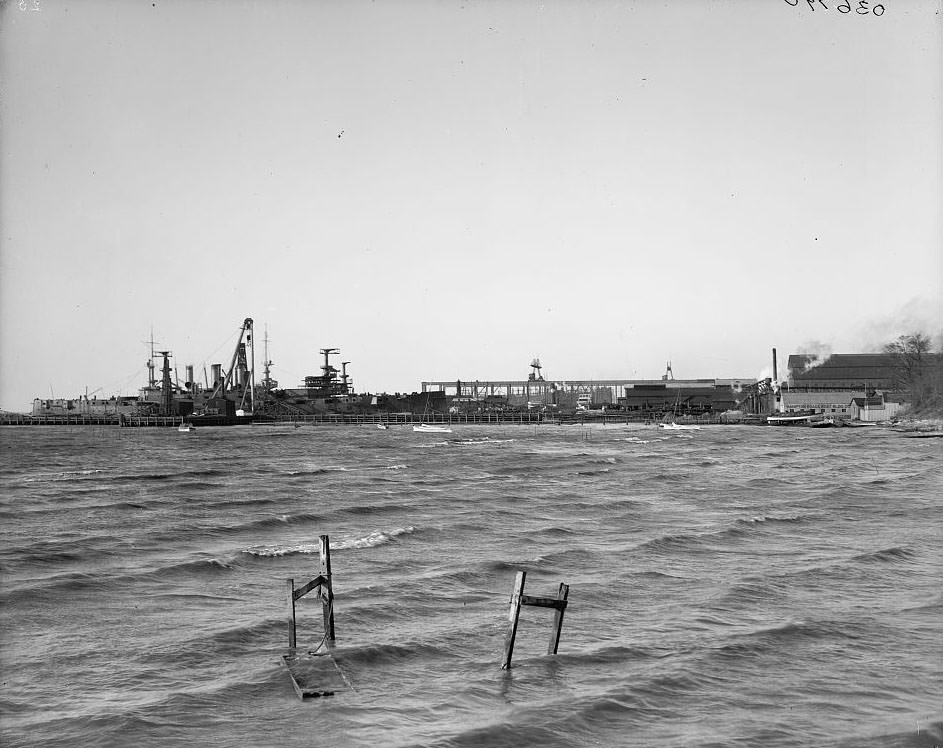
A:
0 411 735 428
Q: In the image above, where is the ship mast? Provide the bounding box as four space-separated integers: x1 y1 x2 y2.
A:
261 325 278 390
147 327 157 388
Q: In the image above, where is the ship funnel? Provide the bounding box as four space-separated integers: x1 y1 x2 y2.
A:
185 365 195 391
211 363 222 390
772 348 778 384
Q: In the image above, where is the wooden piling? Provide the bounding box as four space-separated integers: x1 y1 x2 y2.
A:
319 535 335 645
502 571 526 669
547 582 569 655
287 578 297 648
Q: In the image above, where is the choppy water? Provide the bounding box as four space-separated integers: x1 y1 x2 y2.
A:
1 424 940 748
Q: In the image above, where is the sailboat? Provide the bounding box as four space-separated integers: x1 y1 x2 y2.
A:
413 393 452 433
659 389 700 430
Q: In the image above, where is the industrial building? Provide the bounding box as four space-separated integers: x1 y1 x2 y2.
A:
422 360 753 417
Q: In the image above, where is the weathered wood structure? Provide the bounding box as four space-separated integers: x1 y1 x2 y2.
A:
283 535 348 698
502 570 569 669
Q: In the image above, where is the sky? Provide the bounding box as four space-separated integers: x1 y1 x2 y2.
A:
1 0 940 411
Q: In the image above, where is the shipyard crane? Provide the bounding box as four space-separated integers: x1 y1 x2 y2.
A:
211 318 256 414
157 351 174 415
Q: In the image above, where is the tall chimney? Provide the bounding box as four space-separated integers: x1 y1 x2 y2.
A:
185 365 195 391
211 364 222 390
772 348 778 384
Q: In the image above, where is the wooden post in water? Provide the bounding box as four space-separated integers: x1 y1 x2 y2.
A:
502 571 569 669
502 571 526 669
287 578 297 648
319 535 335 644
547 582 569 655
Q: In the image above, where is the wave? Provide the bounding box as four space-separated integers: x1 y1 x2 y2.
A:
243 526 416 557
328 639 446 667
852 546 916 564
20 469 104 483
452 437 517 446
1 553 239 602
635 526 748 553
734 514 804 526
712 617 872 661
342 502 419 516
286 465 350 476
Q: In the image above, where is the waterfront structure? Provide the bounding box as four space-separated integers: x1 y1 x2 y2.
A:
422 376 753 413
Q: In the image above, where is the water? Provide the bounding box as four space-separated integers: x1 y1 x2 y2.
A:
1 424 940 747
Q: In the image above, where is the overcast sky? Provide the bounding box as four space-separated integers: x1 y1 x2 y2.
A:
1 0 940 410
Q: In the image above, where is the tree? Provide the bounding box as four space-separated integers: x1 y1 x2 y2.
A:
883 332 942 413
883 333 932 385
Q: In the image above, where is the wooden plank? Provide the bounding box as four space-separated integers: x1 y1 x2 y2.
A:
292 575 328 601
282 653 349 699
520 594 568 610
502 571 526 669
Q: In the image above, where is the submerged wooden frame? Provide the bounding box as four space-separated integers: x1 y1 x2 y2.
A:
283 535 345 698
286 534 335 649
502 570 569 669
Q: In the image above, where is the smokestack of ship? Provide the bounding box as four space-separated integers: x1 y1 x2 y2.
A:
772 348 778 384
185 365 194 391
211 363 222 390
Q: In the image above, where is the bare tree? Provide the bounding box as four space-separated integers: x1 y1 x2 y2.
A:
884 332 941 412
883 333 932 385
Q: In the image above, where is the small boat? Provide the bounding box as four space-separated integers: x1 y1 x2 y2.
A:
413 423 452 433
768 413 834 427
767 413 816 426
659 422 700 431
178 422 196 433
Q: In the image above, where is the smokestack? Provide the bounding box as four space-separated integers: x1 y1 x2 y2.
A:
185 365 194 391
211 364 222 390
772 348 778 384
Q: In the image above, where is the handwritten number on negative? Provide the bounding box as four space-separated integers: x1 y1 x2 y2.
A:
785 0 885 13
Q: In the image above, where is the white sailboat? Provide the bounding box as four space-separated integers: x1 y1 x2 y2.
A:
413 393 452 433
659 389 700 430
